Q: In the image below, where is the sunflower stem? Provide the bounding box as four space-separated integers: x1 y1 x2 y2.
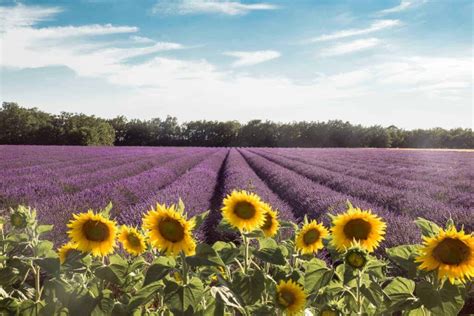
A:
356 269 363 315
242 233 249 274
180 251 188 285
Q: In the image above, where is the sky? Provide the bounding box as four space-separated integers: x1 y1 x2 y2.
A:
0 0 472 129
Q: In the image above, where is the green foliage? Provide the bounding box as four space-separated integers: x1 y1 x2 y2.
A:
2 102 473 148
0 204 471 315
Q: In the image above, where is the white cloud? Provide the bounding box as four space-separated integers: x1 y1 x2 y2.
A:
0 3 62 31
0 4 471 129
308 19 401 43
152 0 278 16
319 38 381 57
130 35 155 44
224 50 280 67
378 0 428 15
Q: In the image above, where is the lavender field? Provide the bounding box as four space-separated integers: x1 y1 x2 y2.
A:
1 145 472 248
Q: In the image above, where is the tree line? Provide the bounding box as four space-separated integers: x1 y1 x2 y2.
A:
1 102 472 148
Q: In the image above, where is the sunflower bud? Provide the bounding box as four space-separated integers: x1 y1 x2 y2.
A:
344 246 368 270
10 209 28 229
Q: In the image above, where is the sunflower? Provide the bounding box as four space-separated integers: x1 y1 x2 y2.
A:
416 226 474 283
67 210 117 257
118 226 147 256
276 279 306 315
58 242 77 264
330 206 386 252
142 203 196 256
295 220 329 255
221 190 266 232
260 203 280 238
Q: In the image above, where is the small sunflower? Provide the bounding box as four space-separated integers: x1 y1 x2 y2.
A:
118 226 147 256
58 242 77 264
276 279 306 315
67 210 117 257
142 203 196 256
295 220 329 255
416 226 474 283
331 205 386 252
221 190 266 232
260 203 280 238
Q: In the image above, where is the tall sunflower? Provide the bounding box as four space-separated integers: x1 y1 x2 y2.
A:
118 226 147 256
295 220 328 255
276 279 306 315
142 203 196 256
221 190 266 232
416 226 474 283
330 206 386 252
67 210 117 257
260 203 280 238
58 242 77 264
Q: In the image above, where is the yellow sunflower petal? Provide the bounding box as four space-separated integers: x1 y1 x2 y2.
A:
295 220 328 255
58 242 77 264
67 210 117 257
276 279 306 315
415 227 474 283
118 225 147 256
330 206 386 253
142 203 196 257
221 190 266 232
260 203 280 238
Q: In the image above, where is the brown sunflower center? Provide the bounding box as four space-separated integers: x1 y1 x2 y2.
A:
432 238 470 265
261 213 273 230
343 218 371 240
303 228 320 245
127 233 142 248
82 220 110 242
234 202 256 219
278 289 296 307
158 218 185 242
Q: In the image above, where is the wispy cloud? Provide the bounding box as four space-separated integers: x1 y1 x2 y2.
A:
307 19 400 43
224 50 280 67
0 3 62 31
378 0 428 15
152 0 278 16
319 38 381 57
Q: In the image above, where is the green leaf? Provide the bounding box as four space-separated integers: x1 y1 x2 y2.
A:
304 258 333 293
415 280 466 316
414 218 441 237
383 277 416 312
192 210 209 230
0 267 20 286
253 238 286 265
186 243 225 267
360 282 386 307
67 292 100 316
100 202 113 218
230 270 265 305
127 282 163 312
36 225 53 236
210 286 245 313
36 240 55 257
165 277 204 315
35 258 60 276
386 245 421 276
95 266 122 285
212 241 239 265
143 257 176 286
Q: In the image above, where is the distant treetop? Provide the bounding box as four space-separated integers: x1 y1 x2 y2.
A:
1 102 472 148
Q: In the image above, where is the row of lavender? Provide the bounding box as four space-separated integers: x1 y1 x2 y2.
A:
0 145 472 247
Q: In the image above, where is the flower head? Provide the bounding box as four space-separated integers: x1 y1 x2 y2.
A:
331 205 386 252
221 190 266 232
67 210 117 257
416 226 474 283
295 220 328 255
142 203 196 256
118 226 147 256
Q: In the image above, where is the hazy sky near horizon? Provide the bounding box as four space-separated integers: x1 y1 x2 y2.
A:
0 0 472 129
